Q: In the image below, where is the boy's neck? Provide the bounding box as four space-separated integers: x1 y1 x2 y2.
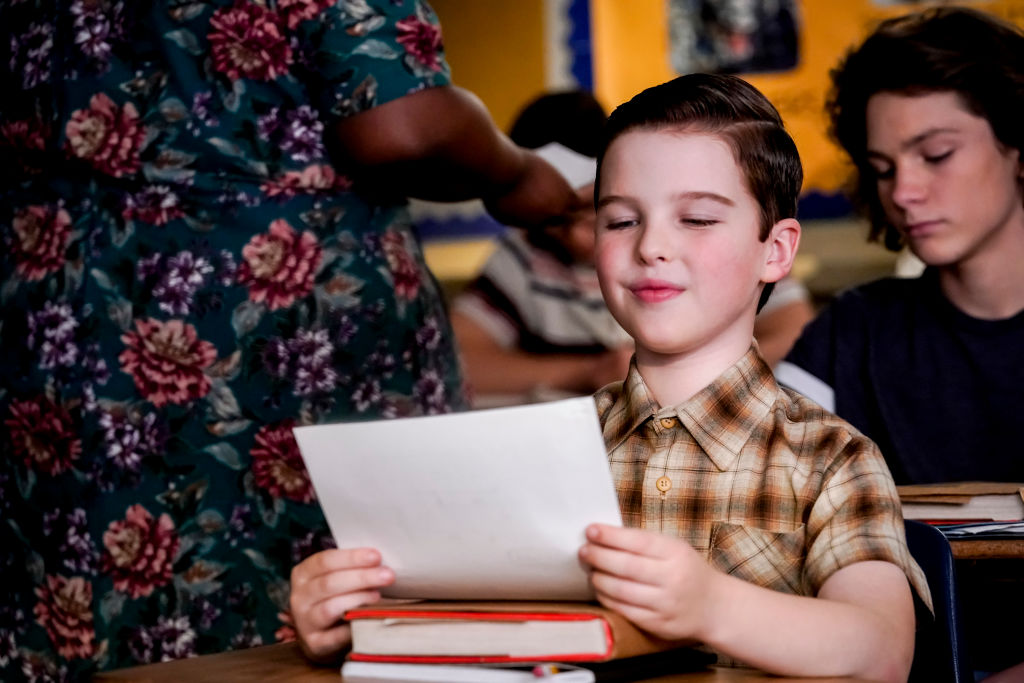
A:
937 210 1024 319
635 336 753 408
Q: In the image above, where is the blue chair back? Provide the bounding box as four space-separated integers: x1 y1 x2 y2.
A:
904 520 971 682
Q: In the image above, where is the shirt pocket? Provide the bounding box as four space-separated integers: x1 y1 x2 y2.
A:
708 522 807 595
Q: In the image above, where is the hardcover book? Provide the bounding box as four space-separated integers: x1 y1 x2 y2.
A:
897 482 1024 522
344 601 700 665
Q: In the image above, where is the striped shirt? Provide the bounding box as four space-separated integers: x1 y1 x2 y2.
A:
453 230 631 354
594 346 931 608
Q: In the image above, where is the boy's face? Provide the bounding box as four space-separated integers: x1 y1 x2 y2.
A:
865 91 1024 270
595 129 779 362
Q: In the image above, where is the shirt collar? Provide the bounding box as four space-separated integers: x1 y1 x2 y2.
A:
602 346 779 471
601 358 660 454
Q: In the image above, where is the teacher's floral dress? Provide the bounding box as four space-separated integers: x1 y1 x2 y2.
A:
0 0 464 678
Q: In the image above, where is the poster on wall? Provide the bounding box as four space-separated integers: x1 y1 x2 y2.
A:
667 0 800 75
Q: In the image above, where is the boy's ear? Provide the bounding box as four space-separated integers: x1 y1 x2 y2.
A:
761 218 800 284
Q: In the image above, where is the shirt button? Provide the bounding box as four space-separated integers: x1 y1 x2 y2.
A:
656 476 672 493
659 417 677 429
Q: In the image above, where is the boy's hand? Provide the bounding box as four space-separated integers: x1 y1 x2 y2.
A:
289 548 395 663
579 523 716 642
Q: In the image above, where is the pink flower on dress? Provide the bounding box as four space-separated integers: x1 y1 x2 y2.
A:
119 318 217 407
11 204 73 281
250 419 314 503
277 0 335 30
395 13 443 71
5 396 82 476
65 92 146 178
238 219 322 310
101 505 180 599
0 118 47 151
260 164 351 199
381 231 421 301
208 1 293 81
33 575 96 660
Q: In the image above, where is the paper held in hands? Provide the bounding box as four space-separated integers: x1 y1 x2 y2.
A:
293 397 623 600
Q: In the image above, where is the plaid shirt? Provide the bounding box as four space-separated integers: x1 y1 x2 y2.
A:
594 346 931 609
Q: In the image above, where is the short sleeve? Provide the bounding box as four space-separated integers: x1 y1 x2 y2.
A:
803 433 933 612
300 0 451 122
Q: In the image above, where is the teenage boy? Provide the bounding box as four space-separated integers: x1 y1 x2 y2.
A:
776 7 1024 486
289 74 929 682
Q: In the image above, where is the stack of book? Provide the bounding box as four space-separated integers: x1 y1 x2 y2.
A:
897 482 1024 540
341 600 715 682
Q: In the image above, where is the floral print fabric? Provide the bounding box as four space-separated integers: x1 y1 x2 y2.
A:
0 0 464 678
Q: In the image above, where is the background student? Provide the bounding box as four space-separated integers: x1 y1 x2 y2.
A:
777 6 1024 486
451 91 634 404
775 7 1024 679
0 0 577 676
290 74 929 682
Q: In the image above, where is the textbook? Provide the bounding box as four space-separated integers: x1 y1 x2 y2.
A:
340 661 595 683
344 601 699 665
897 482 1024 522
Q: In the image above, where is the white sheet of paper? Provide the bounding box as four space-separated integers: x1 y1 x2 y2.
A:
293 397 622 600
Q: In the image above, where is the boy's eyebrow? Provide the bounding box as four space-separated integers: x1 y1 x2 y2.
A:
596 195 630 210
673 191 734 206
597 191 734 209
867 126 960 159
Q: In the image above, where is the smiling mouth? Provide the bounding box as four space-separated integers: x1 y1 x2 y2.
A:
630 285 684 303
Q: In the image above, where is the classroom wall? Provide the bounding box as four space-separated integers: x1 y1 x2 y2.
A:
430 0 548 132
432 0 1024 196
590 0 1024 195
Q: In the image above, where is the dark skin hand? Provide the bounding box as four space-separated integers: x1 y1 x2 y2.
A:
330 85 583 228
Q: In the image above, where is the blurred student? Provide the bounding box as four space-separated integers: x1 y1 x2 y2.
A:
777 8 1024 679
452 144 634 403
290 74 929 681
451 92 632 404
777 7 1024 486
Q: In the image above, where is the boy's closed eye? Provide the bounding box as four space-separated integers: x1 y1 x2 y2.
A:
868 148 955 181
597 208 640 230
680 216 719 228
922 148 954 164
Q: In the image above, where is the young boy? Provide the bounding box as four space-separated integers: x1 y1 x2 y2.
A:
289 74 930 681
577 72 929 681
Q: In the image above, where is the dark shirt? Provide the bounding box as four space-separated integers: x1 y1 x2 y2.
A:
779 269 1024 484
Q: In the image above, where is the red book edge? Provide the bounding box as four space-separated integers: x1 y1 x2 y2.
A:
344 608 615 663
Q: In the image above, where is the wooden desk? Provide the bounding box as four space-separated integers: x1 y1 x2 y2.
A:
948 537 1024 560
93 642 865 682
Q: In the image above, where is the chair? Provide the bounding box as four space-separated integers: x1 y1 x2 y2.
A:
904 519 971 682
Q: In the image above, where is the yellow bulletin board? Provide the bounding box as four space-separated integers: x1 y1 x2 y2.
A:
429 0 548 132
590 0 1024 197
